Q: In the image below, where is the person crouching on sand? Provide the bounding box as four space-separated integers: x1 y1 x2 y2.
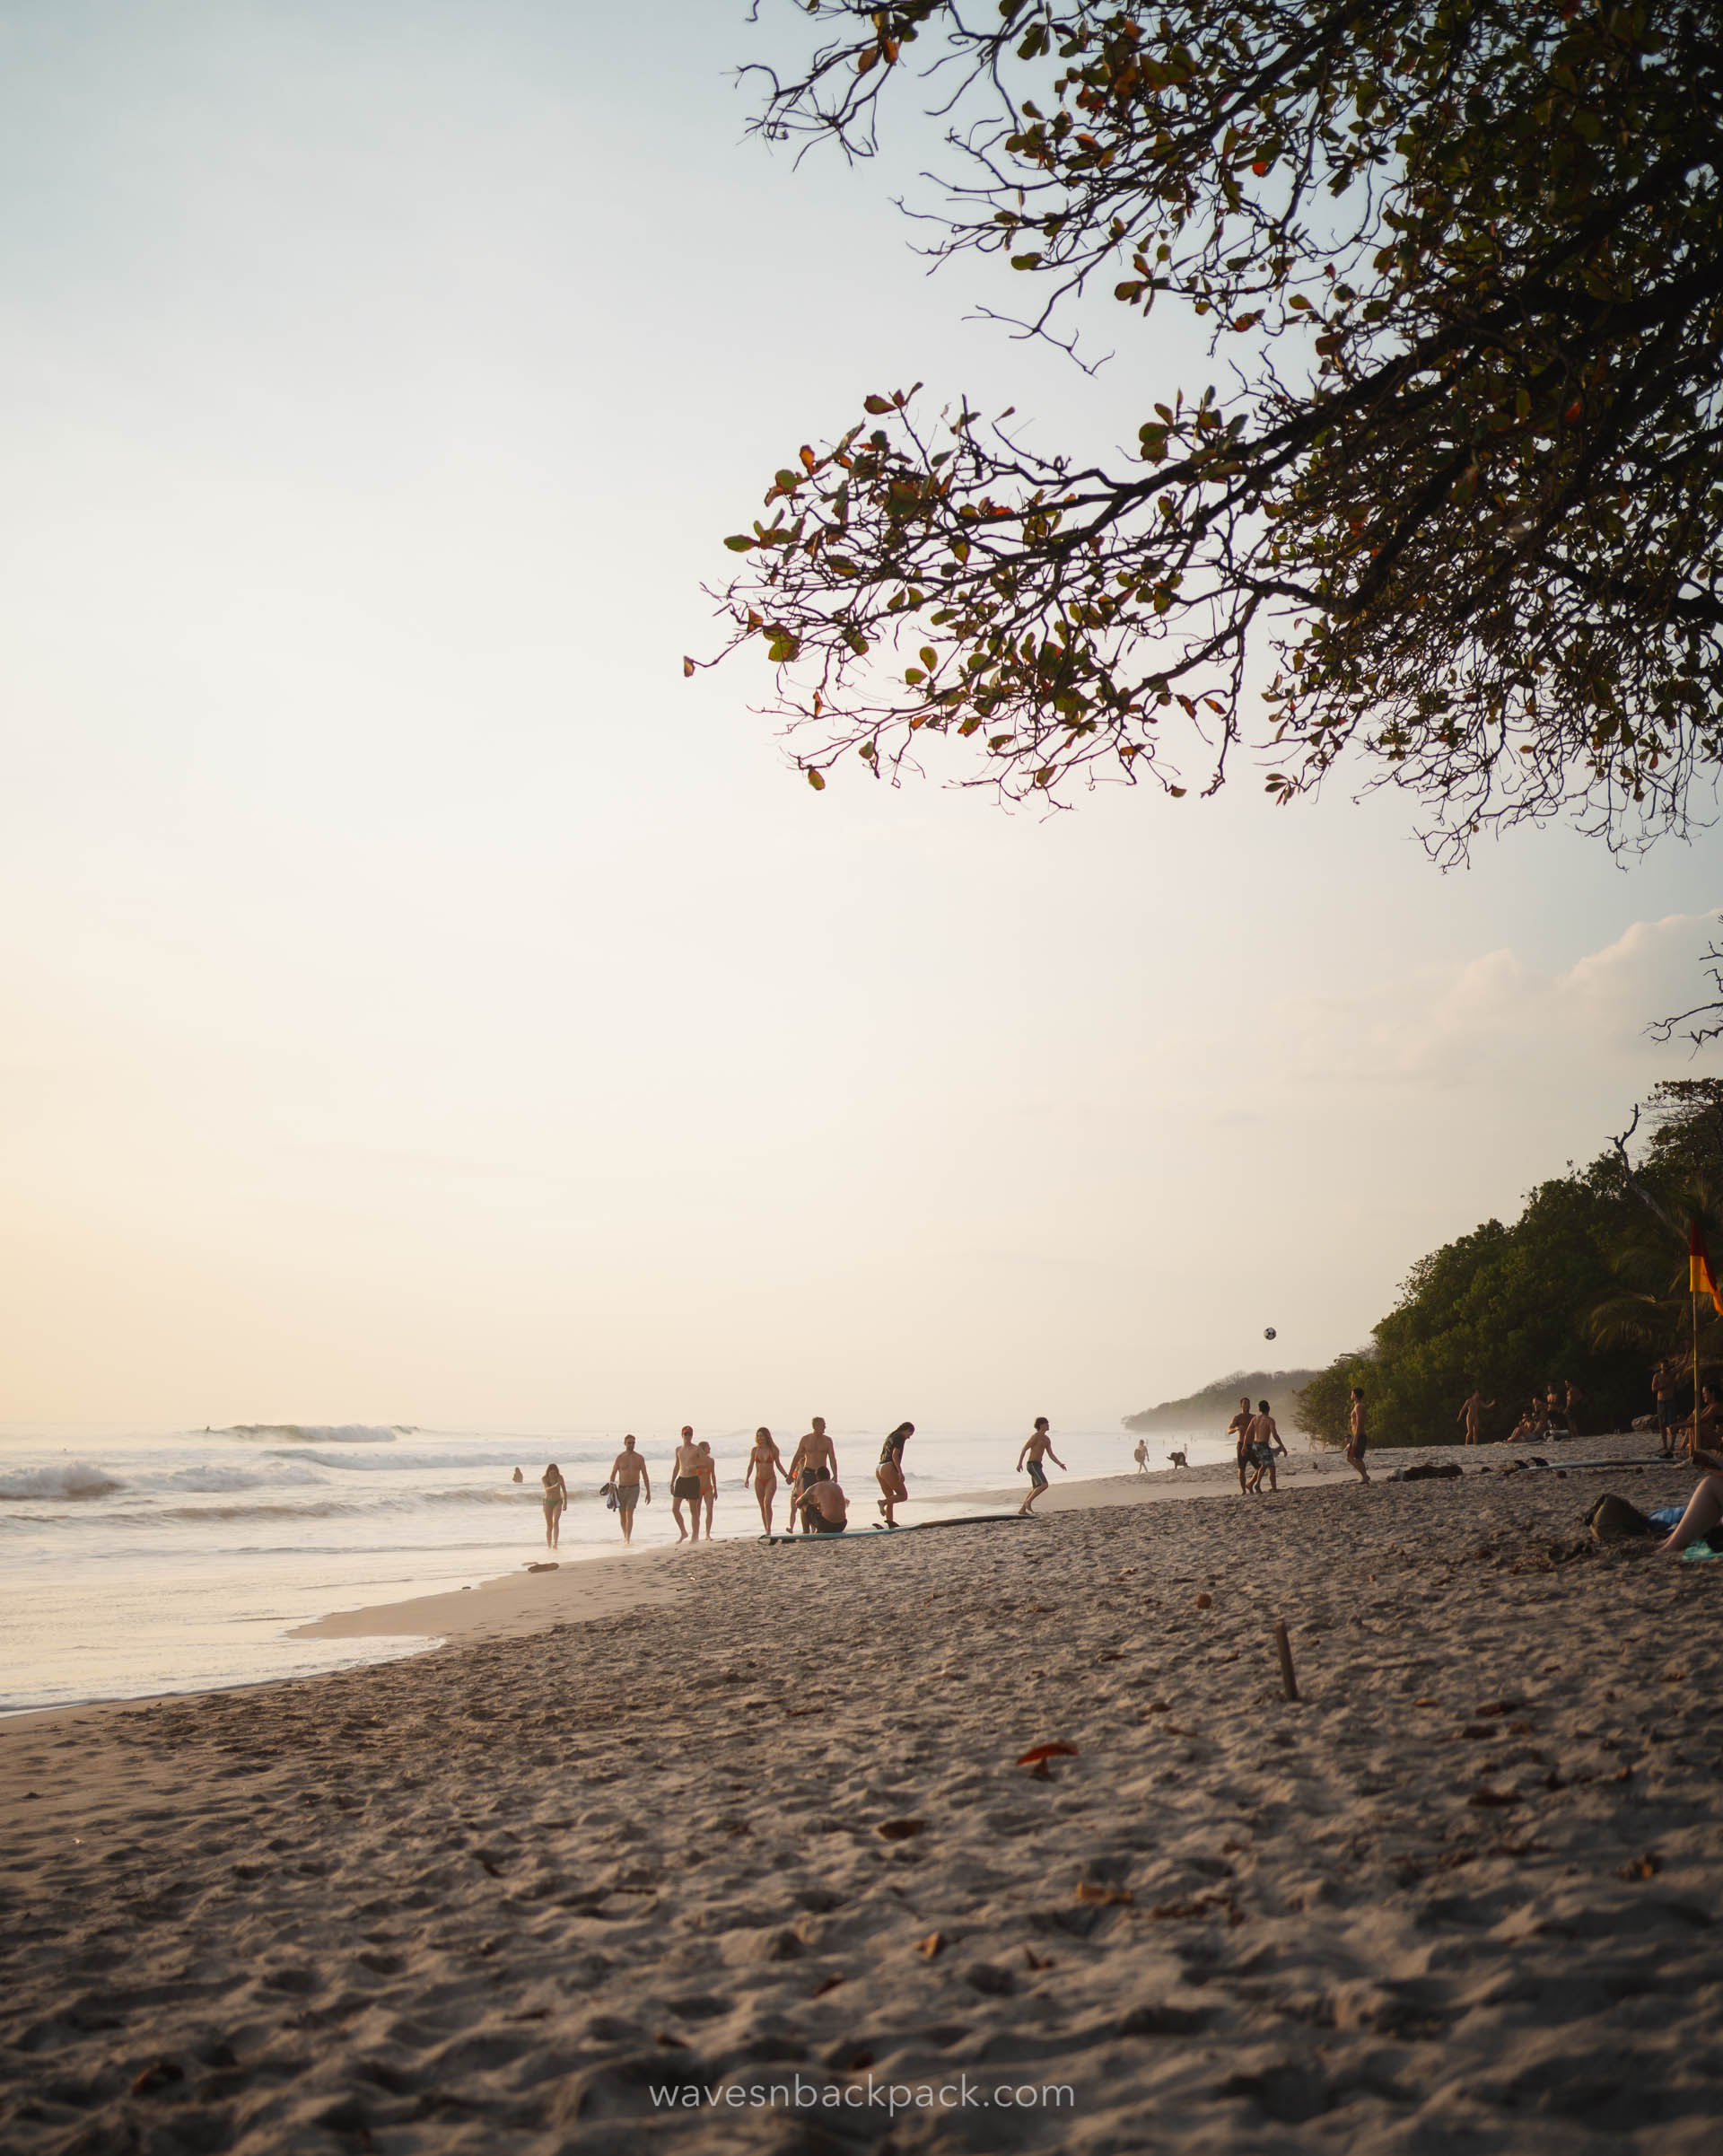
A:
608 1434 650 1544
540 1462 567 1548
804 1477 849 1534
1246 1400 1288 1493
876 1422 913 1527
1346 1389 1371 1484
1657 1415 1723 1554
745 1426 784 1534
670 1427 704 1543
1018 1418 1065 1515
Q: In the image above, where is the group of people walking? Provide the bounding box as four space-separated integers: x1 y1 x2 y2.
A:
530 1416 1071 1547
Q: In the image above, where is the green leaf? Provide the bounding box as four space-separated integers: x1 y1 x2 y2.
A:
806 767 826 791
723 535 757 551
863 395 893 415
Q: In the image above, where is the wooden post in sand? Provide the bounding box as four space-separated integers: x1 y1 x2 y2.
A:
1273 1616 1299 1702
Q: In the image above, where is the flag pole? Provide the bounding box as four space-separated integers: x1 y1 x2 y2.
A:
1694 1284 1702 1459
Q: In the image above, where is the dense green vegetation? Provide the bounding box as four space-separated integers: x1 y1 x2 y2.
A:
1124 1368 1320 1434
1296 1084 1723 1448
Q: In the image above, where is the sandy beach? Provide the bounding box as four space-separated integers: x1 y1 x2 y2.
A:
4 1434 1722 2153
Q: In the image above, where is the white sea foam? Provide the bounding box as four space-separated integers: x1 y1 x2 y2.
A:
227 1423 401 1444
0 1462 124 1502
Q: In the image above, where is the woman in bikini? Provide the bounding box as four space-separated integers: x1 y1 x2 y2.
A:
540 1462 568 1549
876 1422 914 1527
745 1426 786 1534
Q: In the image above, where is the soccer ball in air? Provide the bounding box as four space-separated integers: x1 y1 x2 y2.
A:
1264 1327 1277 1340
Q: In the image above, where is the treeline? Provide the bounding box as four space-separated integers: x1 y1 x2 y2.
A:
1296 1082 1723 1449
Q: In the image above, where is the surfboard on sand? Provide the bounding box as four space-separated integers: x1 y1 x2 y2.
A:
760 1512 1028 1546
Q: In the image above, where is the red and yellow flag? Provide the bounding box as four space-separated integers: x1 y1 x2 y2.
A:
1688 1221 1723 1315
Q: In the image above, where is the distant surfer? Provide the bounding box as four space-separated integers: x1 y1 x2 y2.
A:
1133 1438 1149 1475
1017 1418 1065 1516
745 1427 785 1534
876 1422 913 1527
540 1462 568 1549
512 1466 524 1483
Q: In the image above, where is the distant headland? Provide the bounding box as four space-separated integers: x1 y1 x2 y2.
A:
1123 1368 1321 1435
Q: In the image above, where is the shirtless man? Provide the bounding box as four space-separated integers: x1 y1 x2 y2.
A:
1017 1417 1065 1515
1654 1359 1680 1458
1227 1395 1255 1495
1246 1399 1288 1493
786 1417 837 1535
1456 1387 1495 1446
804 1477 849 1534
608 1433 651 1546
1346 1388 1371 1484
697 1441 717 1538
670 1426 704 1543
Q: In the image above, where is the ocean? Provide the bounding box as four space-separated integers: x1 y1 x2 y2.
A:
0 1419 1235 1715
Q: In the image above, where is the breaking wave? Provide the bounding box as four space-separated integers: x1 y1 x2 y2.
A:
0 1462 125 1503
226 1424 405 1444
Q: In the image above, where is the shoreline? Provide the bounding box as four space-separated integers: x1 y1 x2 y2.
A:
3 1433 1717 2153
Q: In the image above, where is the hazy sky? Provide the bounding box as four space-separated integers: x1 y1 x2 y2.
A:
3 1 1719 1430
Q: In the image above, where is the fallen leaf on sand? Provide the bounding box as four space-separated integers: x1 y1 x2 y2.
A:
1023 1947 1054 1971
1075 1882 1133 1906
1467 1786 1522 1809
876 1819 925 1841
1194 1592 1213 1609
1618 1854 1663 1880
811 1976 846 1997
131 2062 185 2098
1474 1700 1518 1717
1018 1741 1079 1766
917 1932 947 1959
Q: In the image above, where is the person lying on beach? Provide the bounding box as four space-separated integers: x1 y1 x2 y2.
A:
540 1463 567 1548
1346 1389 1371 1485
1228 1395 1255 1495
670 1427 704 1543
1246 1402 1288 1493
803 1477 849 1534
608 1434 650 1545
876 1422 913 1527
1456 1389 1495 1446
745 1426 785 1535
697 1441 717 1537
787 1417 836 1535
1017 1418 1065 1516
1656 1418 1723 1554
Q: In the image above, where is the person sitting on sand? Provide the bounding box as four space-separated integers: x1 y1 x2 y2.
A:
1017 1417 1065 1515
803 1477 849 1534
1246 1400 1288 1493
745 1426 785 1535
608 1434 650 1545
1544 1383 1570 1439
787 1416 837 1535
876 1422 914 1527
1656 1414 1723 1554
670 1427 704 1543
1228 1395 1255 1496
1133 1439 1149 1476
540 1463 568 1547
1345 1389 1371 1484
1456 1388 1495 1446
697 1441 718 1538
1684 1380 1722 1458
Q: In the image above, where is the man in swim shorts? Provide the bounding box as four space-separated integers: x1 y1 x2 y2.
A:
1017 1418 1065 1516
803 1477 849 1533
1246 1400 1287 1493
670 1427 705 1542
786 1417 837 1535
1346 1388 1371 1484
1228 1394 1255 1495
608 1434 650 1546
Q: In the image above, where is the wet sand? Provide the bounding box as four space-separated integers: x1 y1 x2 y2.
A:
4 1434 1721 2153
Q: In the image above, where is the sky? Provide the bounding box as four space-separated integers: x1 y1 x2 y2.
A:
2 0 1719 1431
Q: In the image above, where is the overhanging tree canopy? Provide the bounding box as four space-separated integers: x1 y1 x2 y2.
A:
707 2 1723 852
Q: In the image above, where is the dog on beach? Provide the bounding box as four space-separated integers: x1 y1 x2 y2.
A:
1168 1450 1188 1470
